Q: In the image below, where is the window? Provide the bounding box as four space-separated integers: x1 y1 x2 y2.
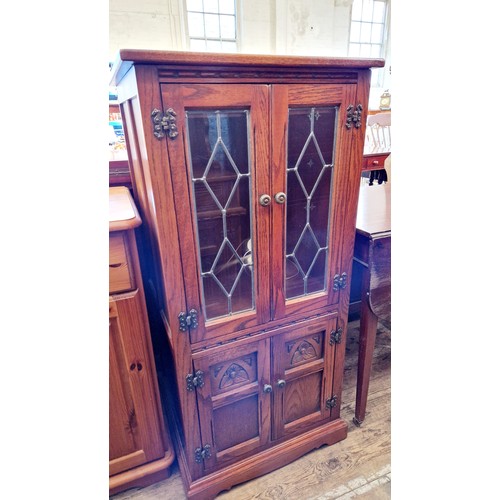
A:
186 0 237 53
348 0 389 86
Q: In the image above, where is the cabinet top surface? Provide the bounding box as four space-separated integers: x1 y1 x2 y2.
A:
109 186 142 232
110 49 385 86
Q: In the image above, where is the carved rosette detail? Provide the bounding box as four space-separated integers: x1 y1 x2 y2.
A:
291 340 317 365
219 363 250 389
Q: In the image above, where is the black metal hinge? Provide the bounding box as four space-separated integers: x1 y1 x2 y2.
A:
326 395 338 409
151 107 178 140
333 272 348 291
186 370 205 391
195 444 211 463
330 327 343 345
345 104 363 129
179 309 198 332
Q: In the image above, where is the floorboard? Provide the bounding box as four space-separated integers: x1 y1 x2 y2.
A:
110 318 391 499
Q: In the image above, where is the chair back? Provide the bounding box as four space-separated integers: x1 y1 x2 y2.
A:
365 112 391 153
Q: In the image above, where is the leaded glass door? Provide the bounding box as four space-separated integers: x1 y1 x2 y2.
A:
271 84 357 320
162 84 271 343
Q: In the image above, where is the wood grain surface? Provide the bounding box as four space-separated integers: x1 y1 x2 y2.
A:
110 318 391 500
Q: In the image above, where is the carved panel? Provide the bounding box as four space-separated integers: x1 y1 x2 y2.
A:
284 332 324 368
209 353 257 396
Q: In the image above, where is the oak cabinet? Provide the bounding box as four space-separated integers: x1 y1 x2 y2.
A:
110 50 383 499
108 187 175 495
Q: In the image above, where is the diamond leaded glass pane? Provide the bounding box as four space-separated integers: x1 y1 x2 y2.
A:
186 110 254 320
285 107 337 299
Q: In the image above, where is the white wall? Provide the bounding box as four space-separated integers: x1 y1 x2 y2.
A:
109 0 391 99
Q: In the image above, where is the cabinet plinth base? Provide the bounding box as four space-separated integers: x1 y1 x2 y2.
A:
176 418 348 500
109 450 175 496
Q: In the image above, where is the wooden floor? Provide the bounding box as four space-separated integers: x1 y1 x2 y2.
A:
111 317 391 500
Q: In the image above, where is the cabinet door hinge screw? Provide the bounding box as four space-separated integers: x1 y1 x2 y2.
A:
333 272 348 291
151 107 178 140
186 370 205 391
195 444 211 463
326 395 338 409
179 309 198 332
345 104 363 129
330 327 343 345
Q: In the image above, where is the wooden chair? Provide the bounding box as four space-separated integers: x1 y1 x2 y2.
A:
365 112 391 153
362 112 391 185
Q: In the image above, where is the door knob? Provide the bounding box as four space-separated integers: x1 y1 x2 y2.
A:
274 192 287 204
277 379 286 388
263 384 273 393
259 194 272 206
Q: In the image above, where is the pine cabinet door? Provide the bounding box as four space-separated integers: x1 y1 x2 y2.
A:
162 84 271 344
109 295 165 476
192 339 271 471
271 315 340 440
270 84 357 320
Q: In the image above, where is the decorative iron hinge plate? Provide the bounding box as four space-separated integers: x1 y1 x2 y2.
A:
179 309 198 332
195 444 211 463
326 395 338 409
186 370 205 391
151 107 178 140
333 272 348 291
345 104 363 129
330 327 343 345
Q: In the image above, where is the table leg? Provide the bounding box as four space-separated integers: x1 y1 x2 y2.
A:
354 268 378 426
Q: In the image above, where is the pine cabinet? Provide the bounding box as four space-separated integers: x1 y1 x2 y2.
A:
109 187 175 495
110 50 383 499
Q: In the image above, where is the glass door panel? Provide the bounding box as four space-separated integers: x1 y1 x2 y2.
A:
285 106 337 299
271 84 355 320
162 84 270 343
186 110 255 321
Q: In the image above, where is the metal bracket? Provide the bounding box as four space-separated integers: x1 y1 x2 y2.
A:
194 444 211 463
330 327 343 345
345 104 363 129
333 272 348 291
179 309 198 332
186 370 205 391
151 107 179 140
326 395 338 409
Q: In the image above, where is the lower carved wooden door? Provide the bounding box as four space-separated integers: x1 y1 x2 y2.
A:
271 315 340 440
192 338 271 471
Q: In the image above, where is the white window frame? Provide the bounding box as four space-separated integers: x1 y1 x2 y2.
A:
348 0 390 88
183 0 239 53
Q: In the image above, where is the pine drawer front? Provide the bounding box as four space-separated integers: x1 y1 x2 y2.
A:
109 232 134 294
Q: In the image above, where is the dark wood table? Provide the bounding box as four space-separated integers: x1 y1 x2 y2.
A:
352 183 391 425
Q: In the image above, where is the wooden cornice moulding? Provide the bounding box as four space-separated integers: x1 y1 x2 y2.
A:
110 49 385 86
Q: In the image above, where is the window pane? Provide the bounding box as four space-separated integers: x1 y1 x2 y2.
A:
221 41 237 52
371 44 381 57
206 39 222 51
186 0 203 11
188 12 205 38
351 0 362 21
205 13 220 38
204 0 219 13
360 44 371 57
219 0 235 14
373 1 386 23
350 21 361 42
190 38 207 51
220 14 235 39
371 23 383 43
360 22 371 43
362 0 374 21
